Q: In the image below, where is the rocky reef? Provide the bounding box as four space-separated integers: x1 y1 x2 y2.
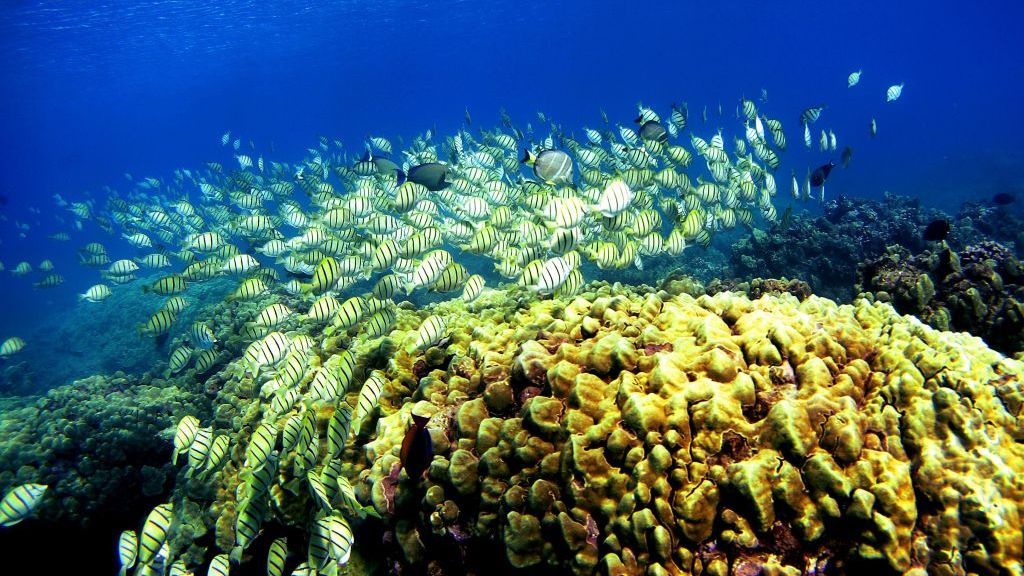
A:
858 241 1024 358
952 200 1024 256
730 194 944 301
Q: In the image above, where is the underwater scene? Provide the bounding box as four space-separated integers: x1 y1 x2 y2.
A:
1 0 1023 574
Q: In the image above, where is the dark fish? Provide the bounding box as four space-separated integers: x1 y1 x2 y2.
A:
993 192 1015 205
840 146 853 168
465 107 472 126
810 161 835 187
637 120 668 143
407 163 449 191
400 413 433 481
923 219 950 242
780 205 793 229
361 151 405 184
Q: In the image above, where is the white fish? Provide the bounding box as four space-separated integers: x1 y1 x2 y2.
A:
532 256 574 294
593 180 634 217
803 122 811 148
409 315 447 353
848 69 862 87
886 83 904 102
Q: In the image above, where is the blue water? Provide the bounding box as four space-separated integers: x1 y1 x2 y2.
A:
0 0 1022 384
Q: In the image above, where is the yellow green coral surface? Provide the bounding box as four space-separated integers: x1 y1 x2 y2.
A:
360 284 1023 574
161 283 1023 575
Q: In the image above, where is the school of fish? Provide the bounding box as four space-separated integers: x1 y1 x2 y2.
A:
0 74 908 573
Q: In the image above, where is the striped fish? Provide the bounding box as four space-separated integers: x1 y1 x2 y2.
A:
0 337 25 357
307 366 343 403
307 294 340 323
172 415 200 465
139 309 177 337
188 426 213 472
405 250 452 294
307 257 341 294
207 553 231 576
362 308 397 339
0 483 47 527
190 322 217 349
167 345 192 374
327 402 353 458
168 560 190 576
142 274 187 295
886 82 904 102
408 315 447 354
118 530 138 576
244 421 278 470
255 303 293 329
326 515 354 565
137 502 174 568
462 274 485 303
372 274 402 300
194 349 219 374
333 296 365 330
200 434 229 474
532 256 574 294
234 498 263 551
306 471 332 511
233 277 270 301
266 537 289 576
280 413 303 452
353 371 387 436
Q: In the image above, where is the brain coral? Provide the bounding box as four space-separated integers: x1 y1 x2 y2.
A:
359 283 1023 575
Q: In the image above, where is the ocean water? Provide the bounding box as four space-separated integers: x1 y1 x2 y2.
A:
1 0 1022 347
0 0 1022 572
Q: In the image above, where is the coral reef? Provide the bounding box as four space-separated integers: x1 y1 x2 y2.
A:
952 200 1024 255
353 283 1023 574
0 371 211 527
136 281 1022 575
9 281 1022 574
858 241 1024 357
730 194 947 301
704 277 812 301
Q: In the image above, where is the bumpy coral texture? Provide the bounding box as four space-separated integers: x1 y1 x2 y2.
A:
362 284 1024 575
0 372 210 527
859 242 1024 357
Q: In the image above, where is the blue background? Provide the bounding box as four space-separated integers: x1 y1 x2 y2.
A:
0 0 1021 342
